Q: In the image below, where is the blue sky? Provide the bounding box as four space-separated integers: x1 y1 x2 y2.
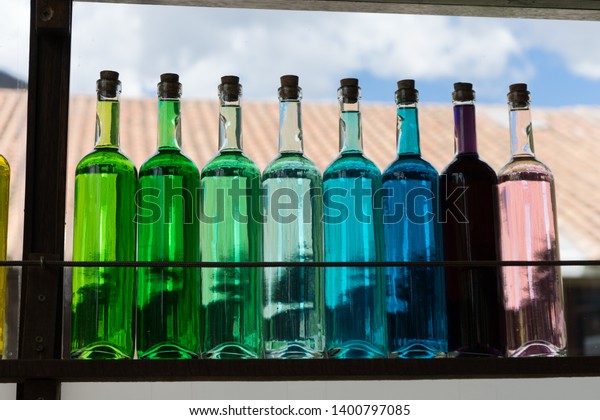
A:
2 2 600 106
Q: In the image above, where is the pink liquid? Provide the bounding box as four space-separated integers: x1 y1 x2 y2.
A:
497 175 567 357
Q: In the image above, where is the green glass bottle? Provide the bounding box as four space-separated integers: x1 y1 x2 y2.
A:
200 76 262 359
262 75 325 359
71 71 137 360
0 153 8 358
137 73 201 359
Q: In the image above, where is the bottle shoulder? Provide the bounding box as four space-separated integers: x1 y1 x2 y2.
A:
441 154 497 182
201 151 260 178
139 150 199 178
263 153 321 181
76 148 137 176
0 154 9 175
497 156 554 183
323 153 380 181
382 155 438 182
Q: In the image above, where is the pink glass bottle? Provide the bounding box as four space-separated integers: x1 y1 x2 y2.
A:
497 83 567 357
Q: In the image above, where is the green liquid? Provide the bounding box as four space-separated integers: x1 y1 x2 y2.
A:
0 154 8 358
200 151 263 359
137 150 200 359
71 149 137 359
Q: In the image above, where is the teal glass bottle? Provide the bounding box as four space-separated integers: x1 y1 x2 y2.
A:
200 76 262 359
71 71 137 359
262 75 325 359
323 78 386 359
382 80 447 358
137 73 201 359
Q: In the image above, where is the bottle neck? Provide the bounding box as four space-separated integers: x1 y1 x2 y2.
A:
454 102 477 155
509 105 535 157
339 101 363 154
95 99 120 149
158 98 182 151
278 99 303 154
397 104 421 156
218 103 242 152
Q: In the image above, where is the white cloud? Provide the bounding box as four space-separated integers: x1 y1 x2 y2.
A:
69 4 530 100
3 2 600 100
0 0 29 82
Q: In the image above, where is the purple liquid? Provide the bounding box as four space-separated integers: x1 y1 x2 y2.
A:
441 103 505 357
497 161 567 357
441 157 505 356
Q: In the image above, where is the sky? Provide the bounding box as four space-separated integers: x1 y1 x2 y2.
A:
2 1 600 106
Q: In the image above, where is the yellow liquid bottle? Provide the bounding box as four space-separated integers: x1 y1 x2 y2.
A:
0 154 9 358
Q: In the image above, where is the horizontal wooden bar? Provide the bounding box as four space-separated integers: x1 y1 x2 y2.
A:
74 0 600 21
1 357 600 383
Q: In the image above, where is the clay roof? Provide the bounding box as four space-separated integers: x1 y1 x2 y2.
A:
1 88 599 271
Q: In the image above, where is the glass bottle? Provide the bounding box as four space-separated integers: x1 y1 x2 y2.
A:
262 75 325 359
497 83 567 357
440 82 505 357
382 80 447 358
200 76 262 359
137 73 201 359
71 71 137 359
323 78 386 359
0 153 8 358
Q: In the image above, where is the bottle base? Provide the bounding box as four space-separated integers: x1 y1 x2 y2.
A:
203 343 260 359
327 340 386 359
71 342 132 360
390 341 447 359
447 344 504 358
265 342 324 359
138 343 199 360
509 340 566 357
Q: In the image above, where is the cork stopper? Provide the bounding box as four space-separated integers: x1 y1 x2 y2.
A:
279 75 301 100
96 70 121 98
507 83 530 107
339 78 360 104
157 73 182 99
219 75 242 102
395 79 419 104
452 82 475 102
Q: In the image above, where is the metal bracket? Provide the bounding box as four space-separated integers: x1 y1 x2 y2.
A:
36 0 72 34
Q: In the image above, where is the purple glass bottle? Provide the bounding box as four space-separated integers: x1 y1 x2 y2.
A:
440 82 505 357
497 83 567 357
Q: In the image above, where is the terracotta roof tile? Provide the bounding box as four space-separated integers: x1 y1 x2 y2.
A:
1 88 599 262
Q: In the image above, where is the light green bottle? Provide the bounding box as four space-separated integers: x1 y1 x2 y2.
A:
137 73 201 359
71 70 137 359
200 76 262 359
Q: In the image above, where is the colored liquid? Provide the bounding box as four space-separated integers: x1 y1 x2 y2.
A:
200 151 262 359
71 149 137 359
441 154 505 357
262 153 325 359
498 159 567 357
383 157 447 358
323 154 386 359
137 150 201 359
0 154 8 358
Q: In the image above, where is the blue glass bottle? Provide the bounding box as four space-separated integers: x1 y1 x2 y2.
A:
262 75 325 359
382 80 447 358
323 78 386 359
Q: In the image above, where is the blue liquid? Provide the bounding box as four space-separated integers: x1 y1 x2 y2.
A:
382 105 447 358
323 154 386 358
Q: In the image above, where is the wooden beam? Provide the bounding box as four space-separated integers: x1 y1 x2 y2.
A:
74 0 600 20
